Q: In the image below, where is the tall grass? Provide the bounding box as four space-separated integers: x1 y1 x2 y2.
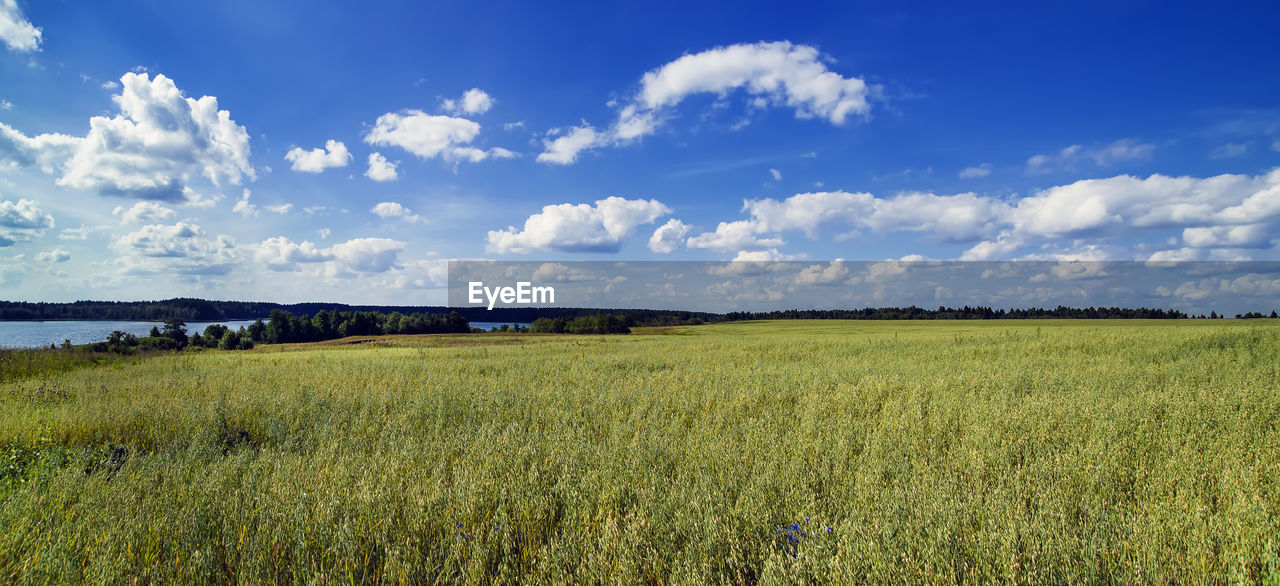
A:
1 320 1278 583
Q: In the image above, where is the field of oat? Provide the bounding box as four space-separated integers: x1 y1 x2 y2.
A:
2 320 1278 583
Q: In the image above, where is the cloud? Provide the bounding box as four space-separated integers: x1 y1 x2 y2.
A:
54 73 255 200
1182 224 1271 248
743 191 875 236
768 168 782 181
36 248 69 263
365 109 511 164
57 224 108 241
639 41 871 124
537 41 873 164
179 186 220 208
0 0 41 52
265 203 292 214
365 152 398 181
963 168 1280 259
232 189 257 217
1208 142 1249 159
729 248 803 262
327 238 405 274
370 201 423 224
0 197 52 245
531 262 594 282
864 191 1009 242
686 220 786 252
648 218 691 253
1026 139 1154 174
486 196 670 253
959 163 991 178
0 122 81 174
682 168 1280 261
101 80 119 90
111 222 240 275
0 197 53 229
253 236 406 276
794 259 850 285
254 236 332 271
112 201 176 224
536 125 600 165
284 139 351 173
442 88 494 116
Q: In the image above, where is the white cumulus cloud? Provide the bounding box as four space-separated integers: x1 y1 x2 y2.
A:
0 197 53 246
487 196 670 253
648 218 691 253
232 189 257 217
365 152 398 182
253 236 405 276
537 41 874 164
112 201 176 224
111 222 240 275
36 248 69 263
284 139 350 173
328 238 405 274
442 88 495 116
370 201 423 224
365 109 512 164
54 73 254 200
255 236 332 271
536 125 600 165
0 0 42 52
0 121 81 174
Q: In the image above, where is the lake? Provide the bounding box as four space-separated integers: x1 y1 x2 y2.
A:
0 320 261 349
0 319 533 348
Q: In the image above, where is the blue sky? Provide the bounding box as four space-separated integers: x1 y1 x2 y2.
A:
1 0 1278 305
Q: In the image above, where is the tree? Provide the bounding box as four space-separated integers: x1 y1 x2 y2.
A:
247 319 267 342
162 317 189 348
203 324 230 342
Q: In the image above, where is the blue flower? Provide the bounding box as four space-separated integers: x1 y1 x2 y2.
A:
456 523 463 529
826 526 833 534
790 523 800 532
787 534 798 544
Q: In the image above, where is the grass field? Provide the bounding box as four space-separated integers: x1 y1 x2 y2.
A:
2 320 1279 583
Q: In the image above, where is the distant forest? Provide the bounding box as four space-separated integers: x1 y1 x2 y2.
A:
2 298 1276 323
0 298 715 324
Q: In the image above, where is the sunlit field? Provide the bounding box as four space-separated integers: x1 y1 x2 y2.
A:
2 320 1278 583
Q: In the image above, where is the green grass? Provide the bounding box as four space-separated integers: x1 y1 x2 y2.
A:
2 320 1279 583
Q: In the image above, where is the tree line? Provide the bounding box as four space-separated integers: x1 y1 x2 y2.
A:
721 305 1211 321
86 318 255 353
530 313 632 334
251 309 470 344
81 310 471 353
0 298 716 325
9 297 1278 326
